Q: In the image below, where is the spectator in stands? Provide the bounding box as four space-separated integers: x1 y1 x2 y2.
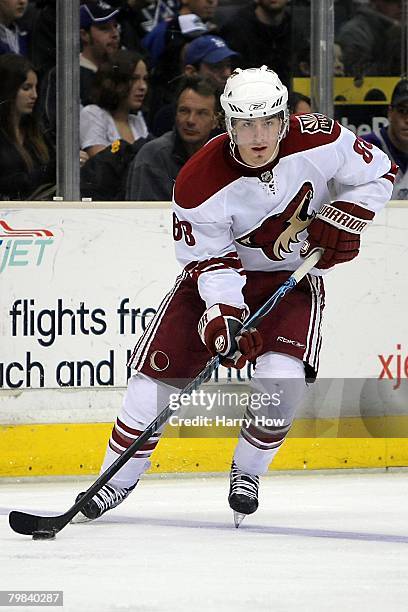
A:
80 49 149 158
80 1 120 106
152 33 237 135
0 0 28 55
126 75 220 201
142 0 218 122
289 91 311 115
80 136 152 201
183 34 238 88
295 41 345 78
0 53 55 200
337 0 402 78
109 0 179 39
219 0 308 86
29 0 56 81
142 2 213 70
115 0 161 54
334 43 345 77
364 79 408 199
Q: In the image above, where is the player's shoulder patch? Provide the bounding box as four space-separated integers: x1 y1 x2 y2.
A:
280 114 341 158
296 113 335 135
174 133 240 209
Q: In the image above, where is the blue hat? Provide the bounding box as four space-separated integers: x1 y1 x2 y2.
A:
80 2 119 30
184 35 238 66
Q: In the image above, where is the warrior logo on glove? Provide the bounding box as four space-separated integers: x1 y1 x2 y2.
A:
237 182 315 261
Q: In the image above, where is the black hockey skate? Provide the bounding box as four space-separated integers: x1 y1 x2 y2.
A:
71 482 137 523
228 461 259 528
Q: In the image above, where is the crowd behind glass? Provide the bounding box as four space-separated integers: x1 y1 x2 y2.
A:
0 0 406 201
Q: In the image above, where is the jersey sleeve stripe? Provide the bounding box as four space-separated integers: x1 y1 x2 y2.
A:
381 163 398 184
185 252 245 281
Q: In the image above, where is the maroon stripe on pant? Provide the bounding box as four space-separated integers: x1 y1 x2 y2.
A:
111 427 158 452
241 428 286 451
242 421 289 445
109 440 152 459
116 418 160 440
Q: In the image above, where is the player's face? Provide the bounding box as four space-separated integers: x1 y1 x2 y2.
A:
388 104 408 150
176 89 217 145
0 0 27 23
15 70 38 117
126 60 148 111
232 115 281 167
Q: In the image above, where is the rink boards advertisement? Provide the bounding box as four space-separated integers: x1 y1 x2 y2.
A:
1 203 408 476
1 204 408 383
0 205 177 391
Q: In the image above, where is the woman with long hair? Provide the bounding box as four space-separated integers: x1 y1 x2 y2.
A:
80 49 149 158
0 54 55 200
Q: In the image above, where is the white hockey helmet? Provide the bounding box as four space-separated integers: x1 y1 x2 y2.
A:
220 65 289 144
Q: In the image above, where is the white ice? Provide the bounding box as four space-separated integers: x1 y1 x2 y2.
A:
1 471 408 612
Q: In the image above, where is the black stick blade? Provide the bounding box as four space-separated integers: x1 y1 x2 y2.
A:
9 511 67 536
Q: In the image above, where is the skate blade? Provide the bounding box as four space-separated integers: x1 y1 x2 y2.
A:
70 512 94 524
233 511 246 528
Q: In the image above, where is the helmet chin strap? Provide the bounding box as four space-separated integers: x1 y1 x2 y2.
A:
229 139 280 169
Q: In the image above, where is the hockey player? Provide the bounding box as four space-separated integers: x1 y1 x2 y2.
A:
75 66 396 527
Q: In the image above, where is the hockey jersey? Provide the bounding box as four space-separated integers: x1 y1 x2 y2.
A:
172 114 396 309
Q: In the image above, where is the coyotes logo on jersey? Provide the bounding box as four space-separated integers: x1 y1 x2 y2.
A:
236 182 316 261
297 113 334 135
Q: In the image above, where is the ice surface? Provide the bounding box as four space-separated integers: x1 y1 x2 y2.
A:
1 471 408 612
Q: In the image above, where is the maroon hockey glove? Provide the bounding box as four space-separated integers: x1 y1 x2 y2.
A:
198 304 263 369
301 201 374 269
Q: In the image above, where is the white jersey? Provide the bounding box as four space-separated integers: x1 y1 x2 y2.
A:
172 113 396 310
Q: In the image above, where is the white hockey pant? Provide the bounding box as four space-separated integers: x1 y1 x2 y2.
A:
100 373 180 489
101 352 306 488
233 351 307 476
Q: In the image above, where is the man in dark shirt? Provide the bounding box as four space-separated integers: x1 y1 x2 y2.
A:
80 1 120 106
126 75 219 200
364 79 408 199
151 34 237 136
337 0 401 77
142 0 218 122
219 0 307 86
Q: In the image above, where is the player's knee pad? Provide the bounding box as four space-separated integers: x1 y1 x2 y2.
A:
251 351 306 419
240 352 307 450
121 372 180 430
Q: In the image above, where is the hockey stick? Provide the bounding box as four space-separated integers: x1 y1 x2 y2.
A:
9 249 322 537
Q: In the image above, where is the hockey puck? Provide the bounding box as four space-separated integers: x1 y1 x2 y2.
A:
32 529 56 540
